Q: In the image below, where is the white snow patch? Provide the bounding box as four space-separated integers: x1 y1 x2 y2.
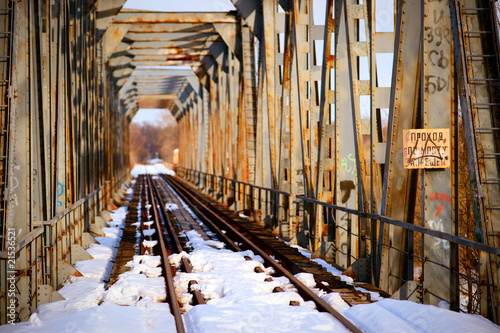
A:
165 202 179 210
0 302 176 333
290 244 383 300
131 163 175 176
0 204 178 333
295 272 317 289
173 230 352 332
321 293 350 313
104 274 166 305
183 303 349 333
143 240 158 248
344 299 500 333
143 228 156 237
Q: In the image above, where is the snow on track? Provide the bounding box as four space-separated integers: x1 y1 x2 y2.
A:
2 185 500 332
131 163 175 177
171 230 352 333
0 206 176 333
343 298 500 333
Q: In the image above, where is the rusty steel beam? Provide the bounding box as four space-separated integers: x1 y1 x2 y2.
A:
315 0 335 261
127 49 211 57
213 23 242 61
130 60 202 67
96 0 127 30
125 32 218 42
128 39 222 49
231 0 262 40
113 10 239 24
127 22 215 33
422 0 455 307
262 0 278 191
102 24 130 61
136 95 178 109
131 54 203 62
378 0 421 295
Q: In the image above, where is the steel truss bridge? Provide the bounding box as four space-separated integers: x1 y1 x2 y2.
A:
1 0 500 325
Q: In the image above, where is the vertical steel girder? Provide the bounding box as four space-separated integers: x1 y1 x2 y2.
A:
263 0 279 191
0 0 128 323
334 0 367 268
0 0 11 251
422 0 455 307
315 0 336 260
177 2 499 319
378 0 421 295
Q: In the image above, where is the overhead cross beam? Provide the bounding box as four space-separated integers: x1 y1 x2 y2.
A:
124 67 200 119
104 11 242 96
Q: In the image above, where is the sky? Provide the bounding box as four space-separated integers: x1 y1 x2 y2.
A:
123 0 235 12
131 109 167 125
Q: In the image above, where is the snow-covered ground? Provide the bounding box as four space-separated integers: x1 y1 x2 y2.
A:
169 230 500 333
171 230 351 332
0 206 176 333
1 185 500 332
288 244 383 302
130 163 175 177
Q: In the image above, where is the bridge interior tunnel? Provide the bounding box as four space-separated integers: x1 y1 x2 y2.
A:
1 0 500 325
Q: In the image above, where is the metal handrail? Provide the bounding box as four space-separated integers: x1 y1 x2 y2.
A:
177 166 499 317
0 226 43 258
297 195 500 255
179 167 498 255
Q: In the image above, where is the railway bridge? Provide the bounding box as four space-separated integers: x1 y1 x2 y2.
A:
1 0 500 325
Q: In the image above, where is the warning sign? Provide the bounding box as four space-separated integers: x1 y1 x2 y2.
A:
403 129 450 169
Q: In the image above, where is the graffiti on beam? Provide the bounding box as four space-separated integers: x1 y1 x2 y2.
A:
340 154 357 183
57 182 64 207
429 192 451 202
426 219 450 260
403 128 450 169
11 164 20 206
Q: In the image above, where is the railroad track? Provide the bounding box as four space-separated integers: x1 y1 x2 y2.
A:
163 175 381 303
144 174 364 333
111 175 192 333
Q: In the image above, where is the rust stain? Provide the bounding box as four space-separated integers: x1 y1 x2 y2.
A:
112 26 123 40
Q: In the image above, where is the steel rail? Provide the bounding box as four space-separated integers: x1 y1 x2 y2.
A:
139 175 149 255
155 176 243 252
163 175 363 333
149 176 205 305
145 175 185 333
166 174 368 300
164 175 371 301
